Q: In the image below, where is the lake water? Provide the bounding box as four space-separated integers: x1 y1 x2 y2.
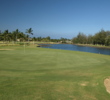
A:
40 44 110 55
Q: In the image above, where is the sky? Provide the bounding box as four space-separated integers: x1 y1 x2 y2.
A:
0 0 110 39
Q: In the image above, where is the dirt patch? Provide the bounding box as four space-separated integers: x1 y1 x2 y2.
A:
104 77 110 94
80 81 89 86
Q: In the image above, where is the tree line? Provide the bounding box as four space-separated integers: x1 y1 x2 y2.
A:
0 28 70 43
32 37 70 43
72 29 110 46
0 28 33 42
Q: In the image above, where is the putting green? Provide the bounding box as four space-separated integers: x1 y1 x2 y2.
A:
0 46 110 100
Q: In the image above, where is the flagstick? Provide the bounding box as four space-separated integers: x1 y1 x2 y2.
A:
24 43 25 53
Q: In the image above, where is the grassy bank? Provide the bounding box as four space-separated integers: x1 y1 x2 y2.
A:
74 43 110 49
0 45 110 100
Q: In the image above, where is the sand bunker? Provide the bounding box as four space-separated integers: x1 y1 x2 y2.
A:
104 77 110 94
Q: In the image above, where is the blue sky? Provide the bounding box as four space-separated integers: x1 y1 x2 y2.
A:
0 0 110 39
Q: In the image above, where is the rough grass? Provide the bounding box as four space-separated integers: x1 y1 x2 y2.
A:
0 46 110 100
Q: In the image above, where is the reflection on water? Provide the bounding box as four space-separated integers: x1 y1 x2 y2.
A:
41 44 110 55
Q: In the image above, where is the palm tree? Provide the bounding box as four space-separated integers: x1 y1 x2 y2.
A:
18 32 26 42
0 32 3 41
12 29 20 42
14 29 19 42
26 28 33 42
3 30 9 42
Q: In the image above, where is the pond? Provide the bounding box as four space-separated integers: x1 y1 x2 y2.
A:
40 44 110 55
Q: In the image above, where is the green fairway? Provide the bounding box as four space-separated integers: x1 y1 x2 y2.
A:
0 46 110 100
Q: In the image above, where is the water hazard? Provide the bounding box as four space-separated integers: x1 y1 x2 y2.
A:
40 44 110 55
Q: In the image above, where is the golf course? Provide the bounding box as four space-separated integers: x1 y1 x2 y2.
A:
0 45 110 100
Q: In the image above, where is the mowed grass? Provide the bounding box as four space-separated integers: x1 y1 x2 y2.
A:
0 45 110 100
